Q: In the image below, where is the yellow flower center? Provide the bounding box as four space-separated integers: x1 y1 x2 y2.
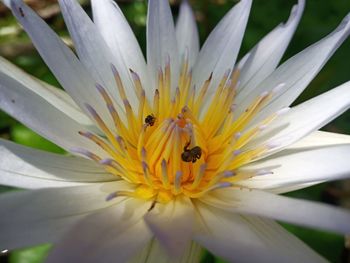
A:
77 57 281 203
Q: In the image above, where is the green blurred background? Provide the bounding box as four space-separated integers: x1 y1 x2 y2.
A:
0 0 349 262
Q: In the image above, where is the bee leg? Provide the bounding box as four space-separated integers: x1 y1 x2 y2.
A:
148 200 157 212
184 140 191 151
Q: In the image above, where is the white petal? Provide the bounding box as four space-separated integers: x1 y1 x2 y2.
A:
130 239 202 263
239 144 350 193
192 0 251 105
46 199 152 263
237 0 304 96
59 0 138 111
247 81 350 155
0 181 131 250
144 197 194 258
2 0 10 7
147 0 179 93
91 0 150 93
0 56 93 127
0 139 116 189
237 13 350 119
8 0 114 126
194 202 326 263
203 188 350 235
176 0 199 68
288 131 350 149
266 181 324 194
0 71 107 157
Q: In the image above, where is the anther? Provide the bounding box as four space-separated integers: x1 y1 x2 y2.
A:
84 103 98 118
106 191 118 201
267 140 283 150
276 107 291 116
130 69 144 98
70 147 100 161
129 68 140 81
142 161 153 186
256 169 273 176
235 132 242 140
272 83 286 94
189 163 207 189
174 171 183 194
234 149 242 156
223 170 236 178
230 104 237 112
116 136 127 149
111 65 127 100
141 147 147 160
161 159 170 188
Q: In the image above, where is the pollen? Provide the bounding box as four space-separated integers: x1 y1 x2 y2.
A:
74 54 284 204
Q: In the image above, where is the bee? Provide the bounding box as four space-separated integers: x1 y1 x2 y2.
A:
19 7 25 17
145 114 156 126
181 141 202 163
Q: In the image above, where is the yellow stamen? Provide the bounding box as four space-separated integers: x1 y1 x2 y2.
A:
77 62 281 203
111 65 127 101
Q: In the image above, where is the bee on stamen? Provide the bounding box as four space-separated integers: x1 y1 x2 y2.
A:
145 114 156 126
181 141 202 163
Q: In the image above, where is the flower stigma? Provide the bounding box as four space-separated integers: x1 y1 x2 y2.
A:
73 54 284 204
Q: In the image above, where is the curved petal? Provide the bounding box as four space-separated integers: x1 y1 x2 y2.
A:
287 131 350 149
203 188 350 235
246 81 350 156
0 70 108 157
130 239 203 263
176 0 199 68
147 0 179 93
239 144 350 193
0 57 92 127
144 196 194 258
8 0 114 128
265 181 324 194
192 0 252 104
46 199 152 263
237 13 350 119
2 0 10 7
0 181 131 250
91 0 150 93
237 0 304 95
0 139 116 189
58 0 138 111
193 202 326 263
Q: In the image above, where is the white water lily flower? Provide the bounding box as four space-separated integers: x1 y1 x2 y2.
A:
1 0 350 262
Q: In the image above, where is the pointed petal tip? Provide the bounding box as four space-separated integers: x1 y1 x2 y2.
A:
2 0 10 8
240 0 253 7
286 0 305 25
338 12 350 32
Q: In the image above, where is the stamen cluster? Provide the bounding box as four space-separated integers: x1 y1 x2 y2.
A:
74 56 281 203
